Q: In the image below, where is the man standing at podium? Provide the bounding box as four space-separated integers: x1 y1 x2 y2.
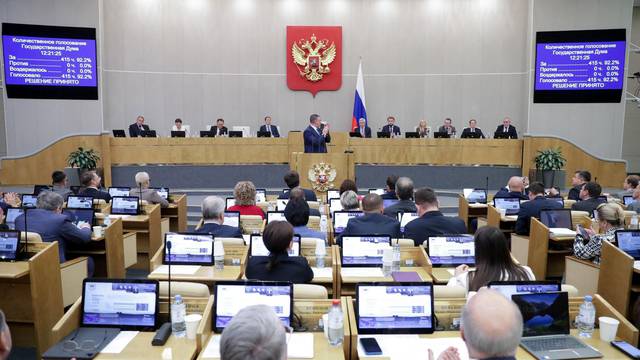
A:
303 114 331 153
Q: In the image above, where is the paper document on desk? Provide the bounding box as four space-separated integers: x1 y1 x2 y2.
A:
107 214 131 219
549 228 577 237
468 203 487 208
341 267 384 278
202 333 314 358
100 331 138 354
503 215 517 221
312 267 333 279
151 265 201 275
357 335 469 360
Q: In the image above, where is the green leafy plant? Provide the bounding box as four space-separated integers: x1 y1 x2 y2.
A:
67 147 100 170
534 147 566 171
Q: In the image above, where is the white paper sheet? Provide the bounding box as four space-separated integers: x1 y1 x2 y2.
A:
202 335 221 358
201 333 314 358
549 228 577 237
151 265 201 275
100 331 138 354
312 267 333 279
357 335 469 360
341 267 385 278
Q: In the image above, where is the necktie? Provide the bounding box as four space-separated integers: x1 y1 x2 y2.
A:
361 128 365 137
472 128 475 133
389 125 392 133
267 125 271 133
504 126 508 133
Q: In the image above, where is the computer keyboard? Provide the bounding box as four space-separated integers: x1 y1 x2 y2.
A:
522 336 586 351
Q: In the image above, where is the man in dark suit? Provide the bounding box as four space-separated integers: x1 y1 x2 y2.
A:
380 116 401 137
353 117 372 138
128 115 150 137
494 176 528 200
568 170 591 201
210 118 228 137
195 196 243 238
460 119 485 138
515 182 563 235
572 182 605 214
259 116 280 138
404 187 467 246
437 118 457 137
78 171 111 202
303 114 331 153
494 117 518 139
383 177 417 217
278 171 318 202
381 175 399 200
337 193 401 245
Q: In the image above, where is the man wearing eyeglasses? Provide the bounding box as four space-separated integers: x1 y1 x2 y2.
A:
220 305 288 360
0 310 12 360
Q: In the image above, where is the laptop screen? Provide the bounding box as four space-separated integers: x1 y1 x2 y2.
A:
329 198 343 214
63 208 94 227
5 208 24 230
327 189 340 200
539 209 572 229
341 235 391 266
332 211 364 234
111 196 140 215
249 234 300 257
0 231 20 261
108 187 131 197
149 187 169 200
383 199 399 209
276 199 289 211
267 211 287 224
428 235 475 266
223 211 240 228
225 197 235 210
397 212 419 233
81 279 158 330
488 281 561 299
67 195 94 209
255 189 266 203
512 292 569 337
214 282 293 332
616 231 640 259
163 233 214 265
493 197 521 215
356 283 435 334
623 196 634 206
21 194 37 208
463 189 487 204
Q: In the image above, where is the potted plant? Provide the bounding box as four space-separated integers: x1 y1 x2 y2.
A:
534 147 566 188
66 147 100 185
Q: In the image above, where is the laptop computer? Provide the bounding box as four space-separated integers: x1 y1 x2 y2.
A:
110 196 140 215
112 129 126 137
615 230 640 260
368 188 385 195
21 194 38 208
163 233 214 266
493 197 521 216
397 212 419 234
63 208 95 228
433 132 450 139
140 130 157 137
623 196 634 206
0 231 20 261
171 130 186 138
539 209 575 237
200 131 216 138
149 187 169 200
327 189 340 201
329 198 343 214
427 234 474 282
228 131 243 138
256 131 272 138
249 234 301 257
5 208 24 230
255 188 267 203
225 197 235 210
67 195 94 209
108 187 131 197
33 185 51 194
513 292 602 359
223 211 240 228
355 282 435 334
276 199 289 211
213 281 293 332
341 235 392 267
488 280 561 299
332 211 365 235
463 188 487 204
267 211 287 224
404 132 420 138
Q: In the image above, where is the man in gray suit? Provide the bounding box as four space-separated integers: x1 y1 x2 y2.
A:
629 187 640 213
437 117 457 136
51 170 72 200
129 172 169 208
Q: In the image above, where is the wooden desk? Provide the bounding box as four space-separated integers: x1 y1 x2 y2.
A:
301 244 337 298
483 204 516 233
111 204 162 271
458 195 487 233
163 194 188 232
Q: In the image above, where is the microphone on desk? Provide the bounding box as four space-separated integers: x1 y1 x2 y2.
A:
485 176 490 196
152 239 172 346
21 207 29 259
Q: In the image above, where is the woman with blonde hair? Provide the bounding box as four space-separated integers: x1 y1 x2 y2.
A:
573 201 626 264
416 119 430 138
227 181 265 219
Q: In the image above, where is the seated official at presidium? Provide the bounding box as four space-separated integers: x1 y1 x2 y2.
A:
352 117 372 138
259 116 280 137
129 115 150 137
303 114 331 153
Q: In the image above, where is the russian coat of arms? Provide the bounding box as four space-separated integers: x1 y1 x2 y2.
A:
291 34 337 82
307 162 337 192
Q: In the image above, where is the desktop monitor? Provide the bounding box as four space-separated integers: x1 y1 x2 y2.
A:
623 196 634 206
397 212 419 233
332 211 364 235
341 235 391 267
149 187 169 200
433 132 450 139
0 230 20 261
368 188 385 195
67 195 94 209
223 211 240 228
329 198 343 214
171 131 186 138
427 235 475 267
163 233 214 266
255 189 267 203
493 197 521 215
112 129 126 138
276 199 289 211
62 208 95 227
108 187 131 197
110 196 140 215
225 197 235 210
249 234 300 257
140 130 157 137
512 292 569 337
21 194 37 208
463 189 487 204
539 209 572 229
5 208 24 230
267 211 287 224
327 189 340 201
615 230 640 260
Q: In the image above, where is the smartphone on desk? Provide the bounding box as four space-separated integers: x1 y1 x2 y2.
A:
611 340 640 359
360 338 383 355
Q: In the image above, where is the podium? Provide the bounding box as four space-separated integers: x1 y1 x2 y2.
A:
289 151 354 197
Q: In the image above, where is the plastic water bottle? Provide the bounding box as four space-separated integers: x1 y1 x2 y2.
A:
320 214 328 233
315 239 326 268
631 215 639 230
392 242 401 272
214 241 225 270
171 294 187 338
577 295 595 338
327 300 344 346
382 248 393 276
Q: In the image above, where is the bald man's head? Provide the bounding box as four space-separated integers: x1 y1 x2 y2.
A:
507 176 525 193
461 289 522 358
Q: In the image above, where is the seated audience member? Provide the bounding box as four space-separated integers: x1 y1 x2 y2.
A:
381 116 401 137
211 118 228 136
245 221 313 283
0 310 11 360
340 190 360 211
568 170 591 201
278 170 317 202
494 176 528 200
129 171 169 208
338 194 401 245
615 175 639 199
515 182 563 235
283 196 326 242
383 177 417 217
573 202 625 264
228 181 266 219
259 116 280 137
339 179 358 195
128 115 150 137
571 182 604 214
220 305 286 360
172 118 191 137
546 186 562 198
629 187 640 213
353 117 372 138
288 188 320 216
448 226 534 292
195 196 242 238
381 175 399 200
51 170 72 199
404 187 466 246
460 119 485 138
438 117 456 136
494 117 518 139
79 170 111 202
416 119 430 138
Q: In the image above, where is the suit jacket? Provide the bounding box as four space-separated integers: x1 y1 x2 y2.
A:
437 125 457 135
460 127 485 139
494 125 518 139
245 253 314 283
629 201 640 213
494 188 528 200
303 125 331 153
381 124 401 136
337 213 401 246
353 126 372 138
80 187 111 203
567 185 582 201
381 191 397 200
278 188 318 202
129 188 169 208
15 209 91 262
195 222 243 238
415 127 430 138
210 126 228 136
259 124 280 138
515 196 564 235
572 197 606 214
383 200 417 218
129 123 150 137
52 185 73 200
404 211 467 246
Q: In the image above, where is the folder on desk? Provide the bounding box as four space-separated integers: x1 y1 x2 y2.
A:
391 271 421 282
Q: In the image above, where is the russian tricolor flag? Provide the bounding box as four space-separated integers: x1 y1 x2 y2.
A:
351 60 367 130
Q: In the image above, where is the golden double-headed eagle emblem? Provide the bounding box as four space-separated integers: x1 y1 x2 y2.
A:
308 162 337 192
291 34 337 82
